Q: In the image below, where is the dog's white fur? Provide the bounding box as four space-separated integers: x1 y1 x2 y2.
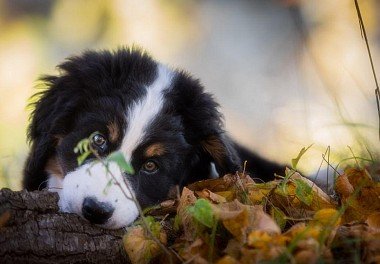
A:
121 64 174 162
58 162 138 229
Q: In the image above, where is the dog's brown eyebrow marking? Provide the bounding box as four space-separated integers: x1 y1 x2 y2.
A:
45 156 64 179
201 135 226 166
107 121 120 143
145 143 166 157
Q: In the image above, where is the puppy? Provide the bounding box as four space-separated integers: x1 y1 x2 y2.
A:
23 48 284 229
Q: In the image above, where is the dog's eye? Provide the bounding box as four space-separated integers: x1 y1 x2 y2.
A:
91 134 107 149
142 160 158 173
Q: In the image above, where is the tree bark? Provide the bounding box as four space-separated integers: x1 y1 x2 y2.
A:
0 188 130 264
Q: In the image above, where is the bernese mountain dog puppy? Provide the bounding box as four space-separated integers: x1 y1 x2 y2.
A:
23 48 284 229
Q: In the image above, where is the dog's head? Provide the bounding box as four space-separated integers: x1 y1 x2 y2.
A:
24 48 240 228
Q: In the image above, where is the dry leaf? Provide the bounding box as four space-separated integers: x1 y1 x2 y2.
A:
334 174 354 198
214 200 280 241
313 208 342 227
215 255 240 264
195 189 227 204
177 187 198 240
331 222 380 263
247 230 274 249
345 167 373 187
253 206 281 234
123 225 167 264
366 212 380 232
283 222 321 241
179 238 209 263
160 199 176 207
223 239 242 260
336 168 380 222
216 201 249 241
294 249 318 264
215 190 235 201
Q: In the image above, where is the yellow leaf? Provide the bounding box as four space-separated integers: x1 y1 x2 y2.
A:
123 225 167 264
313 208 341 227
220 203 249 241
216 255 240 264
247 230 272 249
284 222 321 241
215 191 235 201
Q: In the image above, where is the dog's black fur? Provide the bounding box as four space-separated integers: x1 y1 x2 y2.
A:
23 48 284 227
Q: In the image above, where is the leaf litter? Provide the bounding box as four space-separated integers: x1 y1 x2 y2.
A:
123 166 380 263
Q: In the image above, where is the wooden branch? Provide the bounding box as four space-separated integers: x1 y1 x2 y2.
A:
0 188 130 264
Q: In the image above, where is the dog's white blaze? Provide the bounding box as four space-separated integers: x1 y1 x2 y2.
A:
58 162 139 229
121 64 174 162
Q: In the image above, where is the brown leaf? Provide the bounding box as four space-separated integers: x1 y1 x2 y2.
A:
215 255 240 264
345 167 373 187
223 239 242 260
195 189 227 204
253 206 281 234
335 174 354 198
366 212 380 232
331 222 380 263
179 238 209 263
177 187 198 241
160 199 176 207
294 249 318 264
214 200 280 241
337 168 380 222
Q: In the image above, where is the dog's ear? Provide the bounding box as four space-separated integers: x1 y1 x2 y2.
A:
23 76 77 190
172 73 241 175
199 133 241 175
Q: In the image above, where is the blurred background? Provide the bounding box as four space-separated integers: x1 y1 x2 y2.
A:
1 0 379 190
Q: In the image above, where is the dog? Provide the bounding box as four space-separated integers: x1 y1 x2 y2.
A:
23 48 284 229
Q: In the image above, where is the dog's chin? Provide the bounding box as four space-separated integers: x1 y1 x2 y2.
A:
56 162 139 229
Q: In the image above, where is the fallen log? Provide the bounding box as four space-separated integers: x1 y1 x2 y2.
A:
0 188 129 264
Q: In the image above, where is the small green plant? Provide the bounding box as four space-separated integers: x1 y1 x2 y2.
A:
188 198 216 228
188 198 218 262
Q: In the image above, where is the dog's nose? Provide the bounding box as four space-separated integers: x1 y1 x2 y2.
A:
82 197 114 225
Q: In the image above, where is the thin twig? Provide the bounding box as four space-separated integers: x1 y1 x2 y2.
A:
354 0 380 139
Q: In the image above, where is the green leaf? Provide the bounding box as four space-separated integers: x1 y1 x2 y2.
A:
107 151 135 175
188 198 215 228
74 138 90 154
271 206 287 230
143 216 161 238
74 137 91 165
294 179 313 206
291 144 313 170
77 151 91 166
